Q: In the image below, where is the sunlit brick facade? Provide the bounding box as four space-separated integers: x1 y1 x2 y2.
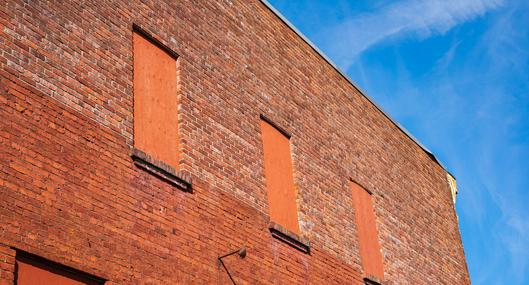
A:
0 1 470 284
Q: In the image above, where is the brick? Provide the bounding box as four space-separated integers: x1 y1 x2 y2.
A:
0 0 469 284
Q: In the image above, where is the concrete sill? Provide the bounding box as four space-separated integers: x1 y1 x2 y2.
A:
131 148 192 192
269 222 310 254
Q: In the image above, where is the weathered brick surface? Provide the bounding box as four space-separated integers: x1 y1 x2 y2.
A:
0 0 469 284
0 244 15 285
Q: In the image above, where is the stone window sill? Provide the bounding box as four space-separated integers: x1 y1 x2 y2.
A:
268 222 310 254
131 148 192 192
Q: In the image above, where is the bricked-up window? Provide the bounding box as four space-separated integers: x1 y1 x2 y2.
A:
350 181 384 282
260 118 300 234
133 29 179 168
15 251 105 285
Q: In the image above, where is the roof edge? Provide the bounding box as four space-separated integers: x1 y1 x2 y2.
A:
258 0 452 176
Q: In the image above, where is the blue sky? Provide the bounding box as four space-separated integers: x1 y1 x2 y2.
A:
267 0 529 284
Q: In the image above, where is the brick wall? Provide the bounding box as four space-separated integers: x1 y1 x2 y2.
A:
0 0 469 284
0 245 15 285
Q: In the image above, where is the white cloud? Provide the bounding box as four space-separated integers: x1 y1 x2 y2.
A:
318 0 503 68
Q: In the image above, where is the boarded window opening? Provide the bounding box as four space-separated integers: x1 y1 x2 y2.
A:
133 28 179 168
15 251 105 285
260 118 300 234
350 180 384 281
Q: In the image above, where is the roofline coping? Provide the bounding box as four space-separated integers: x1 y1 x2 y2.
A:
258 0 452 176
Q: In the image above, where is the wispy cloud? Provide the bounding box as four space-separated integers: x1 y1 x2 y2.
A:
434 39 461 70
318 0 503 68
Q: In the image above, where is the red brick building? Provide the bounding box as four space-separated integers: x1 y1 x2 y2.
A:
0 1 470 284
